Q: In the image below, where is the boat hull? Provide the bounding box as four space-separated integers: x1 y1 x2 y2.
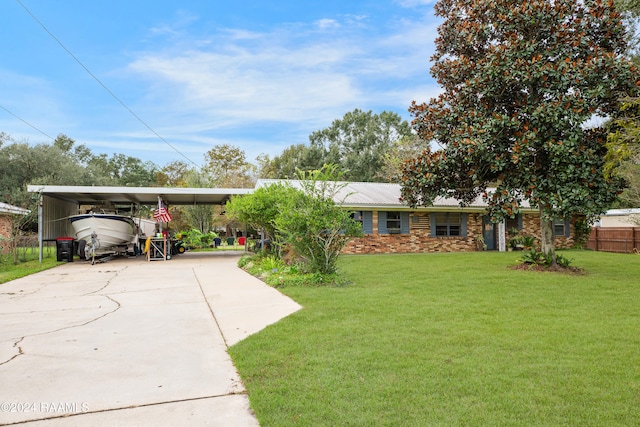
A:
69 214 136 254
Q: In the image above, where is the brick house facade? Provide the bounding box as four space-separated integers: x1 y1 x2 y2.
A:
255 180 578 255
343 211 575 255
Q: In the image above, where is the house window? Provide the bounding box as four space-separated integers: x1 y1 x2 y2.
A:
506 214 522 234
352 211 363 226
353 211 373 234
386 212 402 234
435 213 462 236
378 212 408 234
553 218 568 236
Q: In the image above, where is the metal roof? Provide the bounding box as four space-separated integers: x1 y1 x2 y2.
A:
603 208 640 216
27 185 252 206
0 202 30 215
255 180 533 211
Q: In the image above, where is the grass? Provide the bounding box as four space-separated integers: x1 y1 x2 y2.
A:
0 246 60 284
229 251 640 426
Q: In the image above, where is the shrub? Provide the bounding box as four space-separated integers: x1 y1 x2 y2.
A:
520 248 572 269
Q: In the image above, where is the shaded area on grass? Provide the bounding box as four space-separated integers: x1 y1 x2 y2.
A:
230 251 640 426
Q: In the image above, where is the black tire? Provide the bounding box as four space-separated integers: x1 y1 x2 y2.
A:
77 240 86 260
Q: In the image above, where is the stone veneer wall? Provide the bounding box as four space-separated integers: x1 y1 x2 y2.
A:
343 211 575 255
0 215 12 254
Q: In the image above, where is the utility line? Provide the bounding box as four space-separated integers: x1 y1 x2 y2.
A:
0 103 54 141
15 0 201 168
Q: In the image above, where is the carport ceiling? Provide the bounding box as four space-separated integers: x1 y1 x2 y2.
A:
27 185 253 206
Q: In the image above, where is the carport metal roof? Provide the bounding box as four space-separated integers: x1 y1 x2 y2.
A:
27 185 253 206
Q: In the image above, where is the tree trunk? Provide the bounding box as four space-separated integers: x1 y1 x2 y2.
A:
539 207 556 266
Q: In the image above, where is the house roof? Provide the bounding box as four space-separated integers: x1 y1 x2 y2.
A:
255 180 534 211
603 208 640 216
26 185 251 206
0 202 30 215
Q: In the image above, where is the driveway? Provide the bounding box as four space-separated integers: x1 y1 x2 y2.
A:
0 252 301 426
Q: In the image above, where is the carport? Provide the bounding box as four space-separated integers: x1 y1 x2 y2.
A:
26 185 253 262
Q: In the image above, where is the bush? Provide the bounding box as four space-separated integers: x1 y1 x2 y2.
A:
520 248 572 269
237 254 348 287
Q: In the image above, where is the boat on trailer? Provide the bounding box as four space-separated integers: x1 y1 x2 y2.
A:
69 213 138 257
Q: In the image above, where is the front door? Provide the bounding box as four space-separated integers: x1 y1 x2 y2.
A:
482 216 496 250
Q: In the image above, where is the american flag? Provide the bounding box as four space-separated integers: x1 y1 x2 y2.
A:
154 199 172 223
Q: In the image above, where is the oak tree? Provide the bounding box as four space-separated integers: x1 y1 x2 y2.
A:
401 0 639 261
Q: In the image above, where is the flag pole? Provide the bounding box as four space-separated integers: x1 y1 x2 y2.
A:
157 196 163 233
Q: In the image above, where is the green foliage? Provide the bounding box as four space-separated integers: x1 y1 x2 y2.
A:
573 218 593 249
226 183 300 248
401 0 639 258
260 109 413 182
276 165 364 274
606 97 640 208
180 229 217 249
203 143 255 188
0 245 58 283
520 248 572 269
228 165 363 275
237 254 348 287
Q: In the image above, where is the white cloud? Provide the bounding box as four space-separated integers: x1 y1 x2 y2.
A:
117 12 442 163
315 18 340 29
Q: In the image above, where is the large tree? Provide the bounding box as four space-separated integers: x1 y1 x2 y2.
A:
204 144 255 188
401 0 639 261
309 109 412 182
606 96 640 208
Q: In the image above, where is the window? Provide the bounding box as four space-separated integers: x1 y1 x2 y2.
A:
506 214 522 233
553 218 568 236
352 211 363 226
435 213 462 236
353 211 373 234
378 212 408 234
386 212 402 234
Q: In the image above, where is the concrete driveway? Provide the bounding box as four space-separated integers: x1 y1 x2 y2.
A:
0 252 301 426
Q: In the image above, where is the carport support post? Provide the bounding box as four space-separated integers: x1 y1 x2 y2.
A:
38 194 43 263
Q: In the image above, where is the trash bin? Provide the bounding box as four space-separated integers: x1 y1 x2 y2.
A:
226 237 235 246
56 237 75 262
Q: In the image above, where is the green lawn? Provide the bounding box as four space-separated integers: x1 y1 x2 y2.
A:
229 251 640 426
0 246 60 284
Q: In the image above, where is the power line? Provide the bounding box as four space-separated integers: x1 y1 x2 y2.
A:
15 0 201 168
0 103 54 141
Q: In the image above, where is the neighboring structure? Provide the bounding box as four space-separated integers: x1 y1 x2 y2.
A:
0 202 30 254
595 208 640 228
256 180 577 254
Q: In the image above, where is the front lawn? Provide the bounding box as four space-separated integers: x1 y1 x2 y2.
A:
0 246 60 284
229 251 640 426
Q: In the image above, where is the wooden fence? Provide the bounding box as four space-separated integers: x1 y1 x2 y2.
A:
587 227 640 253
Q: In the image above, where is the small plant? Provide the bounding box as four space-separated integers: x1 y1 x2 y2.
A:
519 248 572 269
520 235 536 249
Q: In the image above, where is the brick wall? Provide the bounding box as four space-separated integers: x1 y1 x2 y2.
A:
344 212 482 254
0 215 12 254
343 211 575 254
520 213 575 249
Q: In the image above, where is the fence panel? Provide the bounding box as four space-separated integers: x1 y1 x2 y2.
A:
587 227 640 253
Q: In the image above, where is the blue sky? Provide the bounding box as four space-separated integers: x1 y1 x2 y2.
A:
1 0 441 168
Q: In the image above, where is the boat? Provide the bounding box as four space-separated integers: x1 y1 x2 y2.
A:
69 213 137 256
135 217 157 238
